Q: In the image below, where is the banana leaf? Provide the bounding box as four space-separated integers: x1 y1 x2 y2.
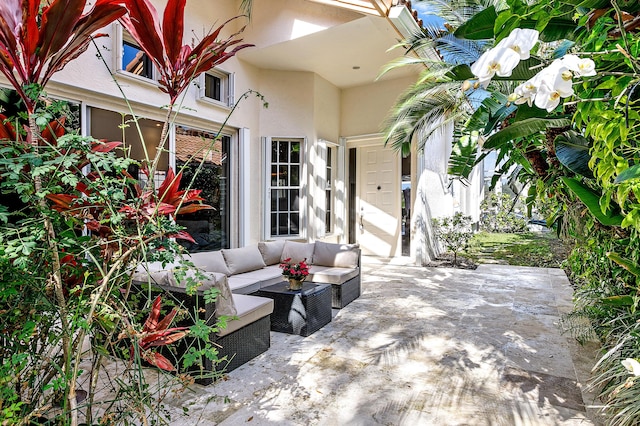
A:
483 118 570 150
555 131 593 178
454 7 497 40
560 177 623 226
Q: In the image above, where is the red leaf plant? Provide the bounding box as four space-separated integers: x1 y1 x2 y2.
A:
0 0 128 114
118 167 213 243
120 0 253 105
131 295 188 372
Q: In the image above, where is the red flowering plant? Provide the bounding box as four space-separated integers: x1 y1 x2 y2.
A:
279 257 310 281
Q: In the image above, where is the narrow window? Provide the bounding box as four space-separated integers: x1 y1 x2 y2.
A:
325 147 333 234
269 139 301 237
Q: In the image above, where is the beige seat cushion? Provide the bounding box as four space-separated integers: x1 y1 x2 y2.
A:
307 265 359 285
258 240 286 265
188 251 231 276
219 294 274 337
222 246 267 275
281 241 315 264
133 264 236 316
312 241 360 268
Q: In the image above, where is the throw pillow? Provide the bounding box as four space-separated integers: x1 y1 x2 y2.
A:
222 245 267 275
312 241 360 268
281 241 315 264
189 251 231 276
258 240 286 265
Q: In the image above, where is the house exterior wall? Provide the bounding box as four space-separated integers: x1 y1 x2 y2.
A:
0 0 483 259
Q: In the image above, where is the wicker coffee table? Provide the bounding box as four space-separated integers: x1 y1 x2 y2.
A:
254 282 332 337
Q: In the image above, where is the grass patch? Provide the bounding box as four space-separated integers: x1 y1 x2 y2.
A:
462 231 569 268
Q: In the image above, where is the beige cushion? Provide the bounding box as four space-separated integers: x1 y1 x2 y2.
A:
222 245 266 275
280 241 315 264
219 294 274 337
313 241 360 268
307 265 359 285
258 240 286 265
188 251 231 276
133 265 236 316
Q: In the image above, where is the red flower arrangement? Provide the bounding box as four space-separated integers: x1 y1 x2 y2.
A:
279 257 310 281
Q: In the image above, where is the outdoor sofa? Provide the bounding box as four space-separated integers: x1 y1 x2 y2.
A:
132 240 361 382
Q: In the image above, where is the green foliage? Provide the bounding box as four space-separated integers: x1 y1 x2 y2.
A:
432 212 474 266
480 192 529 233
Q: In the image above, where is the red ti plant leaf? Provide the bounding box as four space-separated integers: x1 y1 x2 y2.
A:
143 351 176 372
120 0 253 104
136 295 188 372
0 0 127 113
0 114 17 141
168 230 196 243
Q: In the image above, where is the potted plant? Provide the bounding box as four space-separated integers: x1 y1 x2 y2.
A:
279 258 310 290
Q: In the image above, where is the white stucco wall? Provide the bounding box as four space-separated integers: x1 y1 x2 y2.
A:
340 75 416 137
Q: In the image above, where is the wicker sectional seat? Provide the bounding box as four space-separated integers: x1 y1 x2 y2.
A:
209 240 362 309
132 261 274 381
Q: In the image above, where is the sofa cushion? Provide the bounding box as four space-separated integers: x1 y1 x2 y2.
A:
258 240 286 265
307 265 359 285
228 276 264 295
222 245 266 275
281 241 315 264
219 294 273 337
313 241 360 268
189 251 231 276
133 266 236 316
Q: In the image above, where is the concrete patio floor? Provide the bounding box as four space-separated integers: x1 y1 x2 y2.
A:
167 257 603 425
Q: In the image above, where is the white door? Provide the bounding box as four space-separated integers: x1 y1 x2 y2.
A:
356 143 401 257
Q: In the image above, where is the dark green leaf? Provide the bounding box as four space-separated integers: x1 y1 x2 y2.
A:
600 295 635 306
555 131 594 178
446 64 474 81
484 118 571 150
454 6 497 40
560 177 624 226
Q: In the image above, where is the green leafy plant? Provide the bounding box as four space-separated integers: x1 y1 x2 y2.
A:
432 212 474 266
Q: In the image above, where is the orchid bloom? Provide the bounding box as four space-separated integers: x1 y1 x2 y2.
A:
622 358 640 376
496 28 539 60
510 80 539 107
470 47 521 87
470 28 539 86
561 54 597 77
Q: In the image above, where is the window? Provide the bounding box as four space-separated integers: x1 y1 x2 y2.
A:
325 147 334 234
268 139 302 237
175 127 231 251
199 69 234 107
122 40 153 78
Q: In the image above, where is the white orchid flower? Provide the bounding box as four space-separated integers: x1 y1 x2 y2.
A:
561 54 597 77
622 358 640 376
510 80 539 106
496 28 540 60
470 47 520 86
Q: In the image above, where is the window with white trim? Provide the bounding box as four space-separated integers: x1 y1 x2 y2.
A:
198 69 234 108
119 29 155 80
267 139 302 237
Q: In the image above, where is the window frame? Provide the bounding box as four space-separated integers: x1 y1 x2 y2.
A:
263 137 305 239
114 23 158 85
197 68 235 108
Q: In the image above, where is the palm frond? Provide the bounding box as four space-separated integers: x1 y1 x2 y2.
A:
417 0 484 27
435 34 483 65
383 78 470 155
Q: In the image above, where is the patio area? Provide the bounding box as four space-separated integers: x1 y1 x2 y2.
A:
166 257 602 425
